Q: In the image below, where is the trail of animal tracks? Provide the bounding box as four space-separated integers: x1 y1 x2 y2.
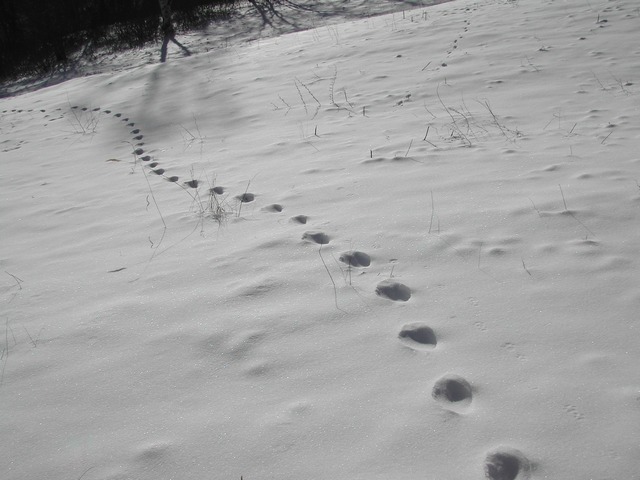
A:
2 0 640 478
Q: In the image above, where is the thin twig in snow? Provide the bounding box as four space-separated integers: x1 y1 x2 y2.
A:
318 245 345 313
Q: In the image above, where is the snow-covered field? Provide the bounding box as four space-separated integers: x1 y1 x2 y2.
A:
2 0 640 479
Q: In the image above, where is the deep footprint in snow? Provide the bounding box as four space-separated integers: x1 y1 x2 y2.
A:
376 280 411 301
236 192 255 203
398 323 437 350
432 374 473 405
262 204 283 212
302 231 330 245
290 215 308 224
484 447 532 480
339 250 371 267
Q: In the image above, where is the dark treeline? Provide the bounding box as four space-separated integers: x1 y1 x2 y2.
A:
0 0 238 79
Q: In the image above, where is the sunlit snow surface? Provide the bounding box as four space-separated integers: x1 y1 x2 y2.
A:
2 1 640 479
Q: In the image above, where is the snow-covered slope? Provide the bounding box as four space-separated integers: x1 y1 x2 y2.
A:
2 0 640 479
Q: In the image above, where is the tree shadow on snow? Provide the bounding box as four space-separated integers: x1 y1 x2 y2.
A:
160 34 192 63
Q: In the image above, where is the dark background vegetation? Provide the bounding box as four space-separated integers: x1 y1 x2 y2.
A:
0 0 239 80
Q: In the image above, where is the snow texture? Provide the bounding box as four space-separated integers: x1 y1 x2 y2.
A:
2 0 640 479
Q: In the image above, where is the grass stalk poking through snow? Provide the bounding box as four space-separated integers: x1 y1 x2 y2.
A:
176 172 232 227
138 152 166 229
329 66 338 107
206 189 228 224
236 180 252 218
428 190 436 234
436 83 473 147
558 184 596 237
1 321 6 387
76 466 96 480
318 245 345 313
66 101 101 135
295 77 321 118
294 79 308 115
4 271 23 291
479 99 522 141
558 184 568 211
1 318 15 387
521 258 532 276
404 139 413 157
178 114 205 153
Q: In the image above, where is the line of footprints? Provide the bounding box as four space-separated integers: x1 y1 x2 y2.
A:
4 104 533 480
302 230 533 480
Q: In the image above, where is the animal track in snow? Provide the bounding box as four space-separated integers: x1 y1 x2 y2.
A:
7 105 307 226
432 374 473 405
474 321 488 332
563 404 585 421
236 192 255 203
500 342 527 361
375 280 411 301
302 231 330 245
262 204 283 212
1 139 25 152
398 323 437 350
339 251 371 267
484 447 531 480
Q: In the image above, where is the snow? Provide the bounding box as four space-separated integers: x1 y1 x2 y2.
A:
2 0 640 479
